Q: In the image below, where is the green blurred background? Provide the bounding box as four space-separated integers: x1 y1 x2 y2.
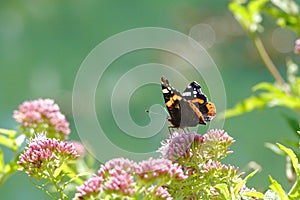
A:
1 0 299 199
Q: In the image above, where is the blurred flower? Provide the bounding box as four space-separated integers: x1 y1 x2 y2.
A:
13 98 70 139
69 140 86 156
74 175 103 200
135 157 187 183
18 134 79 179
294 38 300 54
98 158 136 195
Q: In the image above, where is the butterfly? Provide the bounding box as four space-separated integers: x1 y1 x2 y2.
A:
161 76 216 128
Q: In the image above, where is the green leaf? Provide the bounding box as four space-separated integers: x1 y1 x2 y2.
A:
225 96 267 118
268 175 287 200
0 135 16 150
0 149 4 173
53 164 64 178
0 128 17 137
265 143 285 156
243 191 264 199
226 78 300 118
248 0 270 14
234 169 259 196
60 163 84 185
215 183 230 199
252 82 282 93
277 143 299 176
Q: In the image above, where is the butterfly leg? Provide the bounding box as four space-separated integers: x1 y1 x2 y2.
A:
168 126 175 135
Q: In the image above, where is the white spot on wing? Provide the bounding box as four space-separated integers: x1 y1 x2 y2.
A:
182 92 191 96
162 89 169 93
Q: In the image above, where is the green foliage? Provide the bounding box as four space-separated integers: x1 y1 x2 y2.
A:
228 0 300 200
265 0 300 34
229 0 300 34
226 62 300 118
229 0 269 33
264 144 300 200
0 128 25 185
160 131 258 200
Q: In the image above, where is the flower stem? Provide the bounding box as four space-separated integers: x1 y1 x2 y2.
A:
47 167 68 200
252 34 288 91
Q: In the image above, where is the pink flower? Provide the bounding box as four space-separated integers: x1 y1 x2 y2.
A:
74 175 103 200
158 132 201 161
294 38 300 54
74 157 187 199
18 134 79 178
202 129 235 146
147 186 173 200
200 159 242 183
13 98 70 139
200 129 235 160
97 158 136 195
135 158 187 182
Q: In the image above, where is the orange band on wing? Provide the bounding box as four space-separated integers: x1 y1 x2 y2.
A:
206 102 216 116
189 98 205 104
166 95 182 107
188 101 205 123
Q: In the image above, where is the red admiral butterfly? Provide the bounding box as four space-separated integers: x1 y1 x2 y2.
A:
161 76 216 128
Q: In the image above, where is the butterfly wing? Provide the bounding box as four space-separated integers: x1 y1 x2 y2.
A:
182 81 216 122
161 77 205 128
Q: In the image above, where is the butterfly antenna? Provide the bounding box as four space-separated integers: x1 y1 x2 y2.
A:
145 109 167 117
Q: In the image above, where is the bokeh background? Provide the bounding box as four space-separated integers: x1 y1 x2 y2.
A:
1 0 299 199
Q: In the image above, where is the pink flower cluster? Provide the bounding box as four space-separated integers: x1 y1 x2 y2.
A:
135 158 187 181
158 129 234 163
74 175 103 199
294 38 300 54
98 158 136 195
202 129 235 146
74 157 187 199
157 132 198 161
147 186 172 200
13 98 70 139
18 134 79 178
201 160 240 176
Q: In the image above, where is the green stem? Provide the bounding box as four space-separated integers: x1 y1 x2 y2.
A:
252 34 289 93
288 177 300 197
47 168 68 200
